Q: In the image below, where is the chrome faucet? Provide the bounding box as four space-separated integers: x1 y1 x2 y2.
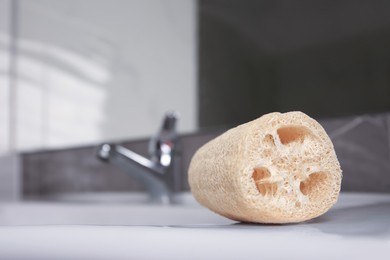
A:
97 112 181 204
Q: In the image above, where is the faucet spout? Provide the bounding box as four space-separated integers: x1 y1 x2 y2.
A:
99 144 166 176
96 112 181 204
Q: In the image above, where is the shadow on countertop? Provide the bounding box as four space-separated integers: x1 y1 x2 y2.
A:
307 201 390 238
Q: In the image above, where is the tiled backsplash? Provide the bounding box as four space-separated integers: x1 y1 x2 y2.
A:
0 154 21 200
323 113 390 192
4 112 390 198
21 130 221 197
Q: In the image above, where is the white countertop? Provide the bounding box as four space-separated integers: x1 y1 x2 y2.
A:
0 192 389 259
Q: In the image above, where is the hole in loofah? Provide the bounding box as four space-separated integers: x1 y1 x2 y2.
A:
263 134 275 146
256 183 278 196
300 172 328 197
253 167 271 181
277 126 311 145
252 167 277 196
255 183 278 196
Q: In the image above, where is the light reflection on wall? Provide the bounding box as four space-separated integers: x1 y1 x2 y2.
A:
15 38 108 150
0 0 197 154
1 24 109 153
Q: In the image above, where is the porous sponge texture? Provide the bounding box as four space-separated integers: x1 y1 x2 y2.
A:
188 111 342 224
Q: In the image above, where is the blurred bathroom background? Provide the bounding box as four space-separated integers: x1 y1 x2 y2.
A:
0 0 197 154
1 0 390 198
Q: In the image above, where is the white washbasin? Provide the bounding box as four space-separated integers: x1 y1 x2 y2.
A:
30 191 199 205
0 192 389 259
0 192 232 226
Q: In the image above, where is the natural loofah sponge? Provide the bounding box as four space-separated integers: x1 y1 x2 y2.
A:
188 111 342 224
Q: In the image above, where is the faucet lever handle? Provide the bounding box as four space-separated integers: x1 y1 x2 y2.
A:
160 111 179 133
149 111 179 164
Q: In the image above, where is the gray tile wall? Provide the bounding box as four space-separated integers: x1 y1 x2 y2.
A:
18 113 390 198
0 154 21 200
323 113 390 192
22 131 221 197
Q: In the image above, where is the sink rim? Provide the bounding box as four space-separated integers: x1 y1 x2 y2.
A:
24 191 198 206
